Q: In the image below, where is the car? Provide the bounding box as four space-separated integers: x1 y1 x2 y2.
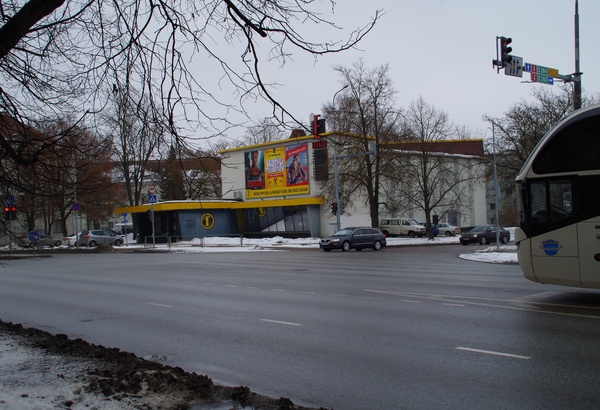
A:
65 233 80 247
77 230 124 247
379 218 425 238
460 225 510 245
23 233 63 248
435 223 461 237
319 227 387 252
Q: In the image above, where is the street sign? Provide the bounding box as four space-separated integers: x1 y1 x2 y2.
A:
28 230 40 242
148 186 156 194
73 202 81 211
505 56 523 77
524 63 558 85
122 212 127 217
148 194 157 204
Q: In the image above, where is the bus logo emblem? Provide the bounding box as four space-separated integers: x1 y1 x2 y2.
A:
541 239 562 256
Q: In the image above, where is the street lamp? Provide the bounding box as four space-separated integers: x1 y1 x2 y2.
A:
332 85 348 232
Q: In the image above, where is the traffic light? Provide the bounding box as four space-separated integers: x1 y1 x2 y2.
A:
9 205 16 220
331 202 338 215
3 205 9 221
500 36 513 67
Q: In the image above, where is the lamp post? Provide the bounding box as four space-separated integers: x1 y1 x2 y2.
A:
332 85 348 232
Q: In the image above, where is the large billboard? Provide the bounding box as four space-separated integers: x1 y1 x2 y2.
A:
245 143 310 199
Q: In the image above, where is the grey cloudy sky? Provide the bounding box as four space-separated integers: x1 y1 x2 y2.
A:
225 0 598 142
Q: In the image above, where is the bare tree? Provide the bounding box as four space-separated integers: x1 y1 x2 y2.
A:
387 97 483 238
0 0 381 178
482 85 595 192
241 118 285 146
105 82 165 208
322 60 401 227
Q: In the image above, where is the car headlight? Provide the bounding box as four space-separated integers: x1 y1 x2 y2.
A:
331 239 340 244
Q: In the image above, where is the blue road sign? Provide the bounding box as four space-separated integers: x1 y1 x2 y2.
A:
28 230 40 242
148 194 157 204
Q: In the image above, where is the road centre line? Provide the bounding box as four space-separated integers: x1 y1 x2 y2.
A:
261 319 302 327
147 303 174 308
456 347 531 360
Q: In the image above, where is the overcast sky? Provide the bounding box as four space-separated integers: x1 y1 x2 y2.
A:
223 0 598 143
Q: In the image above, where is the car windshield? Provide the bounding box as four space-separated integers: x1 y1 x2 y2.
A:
333 229 353 236
470 226 488 232
408 219 419 225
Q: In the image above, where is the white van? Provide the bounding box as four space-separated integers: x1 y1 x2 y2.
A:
379 218 426 238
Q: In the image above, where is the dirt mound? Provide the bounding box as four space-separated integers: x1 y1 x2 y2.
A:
0 320 329 410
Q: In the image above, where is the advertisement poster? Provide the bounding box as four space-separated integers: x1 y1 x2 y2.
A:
285 144 309 186
245 150 265 190
245 144 310 199
265 147 285 189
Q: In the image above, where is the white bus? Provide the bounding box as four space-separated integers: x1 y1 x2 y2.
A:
515 104 600 288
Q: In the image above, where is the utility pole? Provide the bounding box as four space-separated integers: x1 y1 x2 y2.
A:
573 0 582 110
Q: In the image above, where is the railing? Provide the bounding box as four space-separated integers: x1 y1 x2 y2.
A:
143 234 245 249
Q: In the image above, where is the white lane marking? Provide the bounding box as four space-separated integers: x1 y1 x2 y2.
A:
225 285 237 288
443 303 466 307
147 303 174 308
247 286 262 290
261 319 302 327
456 347 531 360
299 291 317 295
272 289 287 292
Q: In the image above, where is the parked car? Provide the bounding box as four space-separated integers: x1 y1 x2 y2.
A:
65 233 80 247
77 230 124 247
460 225 510 245
23 234 63 248
435 223 461 237
379 218 425 238
319 227 387 252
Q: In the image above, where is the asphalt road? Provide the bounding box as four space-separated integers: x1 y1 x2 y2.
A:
2 245 600 409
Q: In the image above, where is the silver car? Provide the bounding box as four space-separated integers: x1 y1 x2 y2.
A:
77 230 124 247
24 234 63 248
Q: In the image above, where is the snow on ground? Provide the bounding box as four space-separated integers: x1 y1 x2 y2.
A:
115 234 519 264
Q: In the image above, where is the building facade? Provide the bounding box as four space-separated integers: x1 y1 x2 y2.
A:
114 132 487 242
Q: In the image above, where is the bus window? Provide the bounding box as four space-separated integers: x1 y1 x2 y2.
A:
529 179 572 235
548 180 572 222
530 181 547 229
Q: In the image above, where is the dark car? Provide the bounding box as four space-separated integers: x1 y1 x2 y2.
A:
319 227 387 252
460 225 510 245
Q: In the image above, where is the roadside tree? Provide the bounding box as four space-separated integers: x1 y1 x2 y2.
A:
386 97 483 238
322 61 401 227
